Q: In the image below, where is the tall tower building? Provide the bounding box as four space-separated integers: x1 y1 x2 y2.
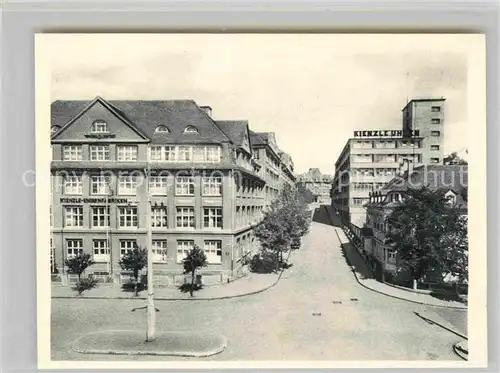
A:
402 98 445 165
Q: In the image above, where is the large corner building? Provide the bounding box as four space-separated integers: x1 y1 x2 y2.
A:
50 97 295 286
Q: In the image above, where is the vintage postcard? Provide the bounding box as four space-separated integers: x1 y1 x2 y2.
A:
35 33 487 369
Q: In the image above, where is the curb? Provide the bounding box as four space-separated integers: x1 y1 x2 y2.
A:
414 311 468 340
71 330 227 357
327 217 467 310
453 341 468 361
53 258 290 301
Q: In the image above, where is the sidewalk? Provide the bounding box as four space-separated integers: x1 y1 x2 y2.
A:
52 271 280 300
324 206 467 310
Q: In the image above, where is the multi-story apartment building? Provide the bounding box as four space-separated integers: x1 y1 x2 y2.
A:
50 96 293 286
249 131 285 210
296 168 332 204
331 97 445 230
364 164 468 282
402 98 445 165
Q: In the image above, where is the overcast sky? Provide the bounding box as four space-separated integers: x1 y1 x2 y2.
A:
48 34 472 175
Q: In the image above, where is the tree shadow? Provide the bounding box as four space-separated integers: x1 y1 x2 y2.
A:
178 283 203 294
340 242 375 281
429 290 467 304
121 281 145 296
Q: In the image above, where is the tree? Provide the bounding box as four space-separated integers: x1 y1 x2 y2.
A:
385 187 468 289
444 152 468 165
119 246 147 296
65 253 97 295
254 184 311 269
65 253 95 282
182 245 208 296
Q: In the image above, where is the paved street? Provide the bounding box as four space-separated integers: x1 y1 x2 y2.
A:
51 208 467 361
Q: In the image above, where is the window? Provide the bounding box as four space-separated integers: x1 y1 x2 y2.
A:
204 208 222 229
64 206 83 227
202 176 222 196
91 175 110 195
155 126 169 133
430 158 440 164
64 175 83 195
51 125 61 134
66 239 83 258
120 240 136 257
178 146 192 162
183 126 198 134
93 239 110 262
387 249 397 262
431 131 441 136
204 240 222 264
91 120 108 133
431 118 441 124
118 175 137 195
177 240 194 262
62 145 83 161
352 198 366 206
431 145 440 151
90 145 110 161
150 145 176 162
119 206 138 228
151 206 168 227
431 106 441 112
205 146 221 163
175 176 195 195
193 147 205 162
149 176 168 195
117 145 138 161
91 206 110 227
152 240 168 262
176 207 195 228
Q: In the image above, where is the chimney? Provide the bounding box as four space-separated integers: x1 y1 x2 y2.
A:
200 106 212 117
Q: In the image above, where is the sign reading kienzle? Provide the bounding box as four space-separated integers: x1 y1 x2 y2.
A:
60 197 130 203
353 130 420 138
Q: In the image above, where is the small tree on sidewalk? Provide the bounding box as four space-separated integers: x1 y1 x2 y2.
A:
119 246 147 296
182 245 208 296
65 253 98 295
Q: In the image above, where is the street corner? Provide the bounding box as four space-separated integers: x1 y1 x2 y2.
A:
453 340 468 361
71 330 228 357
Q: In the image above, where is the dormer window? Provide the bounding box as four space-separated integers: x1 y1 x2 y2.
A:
155 125 170 133
91 120 108 133
445 190 457 205
183 125 199 134
51 125 61 134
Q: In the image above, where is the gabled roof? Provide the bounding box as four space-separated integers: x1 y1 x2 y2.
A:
216 120 249 147
51 98 232 145
368 164 468 210
249 130 266 146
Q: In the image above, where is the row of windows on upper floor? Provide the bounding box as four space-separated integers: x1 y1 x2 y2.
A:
51 120 199 136
56 175 266 197
57 205 263 231
58 144 223 163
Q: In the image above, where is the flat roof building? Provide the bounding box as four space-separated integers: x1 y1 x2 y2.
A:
331 98 445 230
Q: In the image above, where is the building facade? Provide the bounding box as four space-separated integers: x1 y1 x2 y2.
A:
296 168 332 204
363 165 468 282
331 97 445 229
50 97 294 286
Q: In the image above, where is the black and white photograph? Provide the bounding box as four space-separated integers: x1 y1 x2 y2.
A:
35 33 487 368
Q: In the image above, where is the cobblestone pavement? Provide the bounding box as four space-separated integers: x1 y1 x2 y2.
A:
51 207 467 361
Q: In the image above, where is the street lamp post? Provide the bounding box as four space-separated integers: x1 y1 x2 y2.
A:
144 162 156 342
